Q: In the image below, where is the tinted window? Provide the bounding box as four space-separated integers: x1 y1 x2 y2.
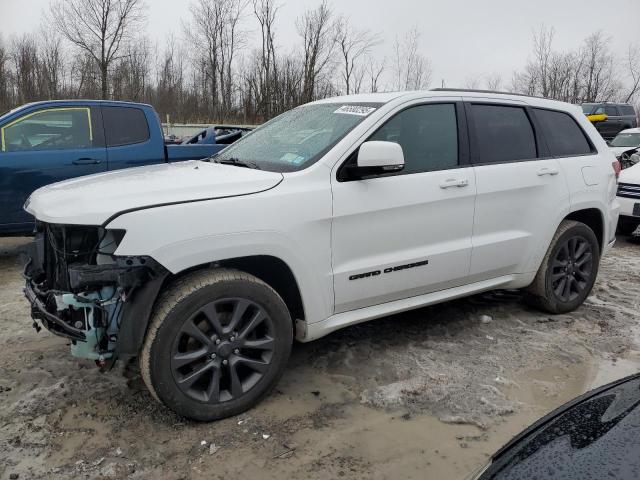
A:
604 105 619 116
534 108 593 156
471 104 537 163
102 107 149 147
1 107 93 152
620 105 636 116
368 103 458 174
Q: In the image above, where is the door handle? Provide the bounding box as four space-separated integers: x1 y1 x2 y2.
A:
73 158 101 165
537 167 559 176
439 178 469 189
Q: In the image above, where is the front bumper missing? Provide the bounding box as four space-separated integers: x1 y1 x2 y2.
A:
24 281 87 342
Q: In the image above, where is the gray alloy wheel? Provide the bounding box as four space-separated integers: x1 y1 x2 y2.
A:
526 220 600 314
140 268 293 421
170 298 275 404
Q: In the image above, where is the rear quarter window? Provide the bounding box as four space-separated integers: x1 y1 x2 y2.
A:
102 106 150 147
533 108 594 157
620 105 636 116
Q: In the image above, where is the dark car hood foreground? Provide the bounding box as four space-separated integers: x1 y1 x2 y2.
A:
480 373 640 479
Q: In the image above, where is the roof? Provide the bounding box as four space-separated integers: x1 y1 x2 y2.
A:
619 128 640 134
309 89 578 112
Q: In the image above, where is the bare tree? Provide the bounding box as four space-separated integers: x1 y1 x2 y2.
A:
623 45 640 103
50 0 146 99
392 27 432 91
366 55 385 93
485 73 503 91
335 17 378 94
253 0 279 118
581 31 618 102
297 0 336 103
185 0 248 120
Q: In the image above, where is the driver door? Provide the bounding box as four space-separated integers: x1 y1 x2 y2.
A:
0 106 106 233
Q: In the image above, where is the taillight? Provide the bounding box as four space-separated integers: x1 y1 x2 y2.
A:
612 160 621 180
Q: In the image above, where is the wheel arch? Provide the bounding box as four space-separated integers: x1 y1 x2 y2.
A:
564 207 604 252
116 254 306 360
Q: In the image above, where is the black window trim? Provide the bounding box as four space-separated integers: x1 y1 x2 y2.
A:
530 106 598 159
465 101 549 167
336 100 470 182
100 105 151 148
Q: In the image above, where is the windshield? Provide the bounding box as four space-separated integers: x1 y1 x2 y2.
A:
212 103 381 172
611 132 640 148
581 104 598 115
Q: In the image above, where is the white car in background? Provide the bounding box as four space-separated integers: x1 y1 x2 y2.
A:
617 161 640 234
609 128 640 166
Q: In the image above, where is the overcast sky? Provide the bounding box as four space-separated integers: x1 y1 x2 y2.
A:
2 0 639 88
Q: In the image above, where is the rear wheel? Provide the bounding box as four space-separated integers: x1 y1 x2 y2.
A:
140 269 293 421
526 220 600 314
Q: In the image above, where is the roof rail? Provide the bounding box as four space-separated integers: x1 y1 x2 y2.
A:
430 88 546 100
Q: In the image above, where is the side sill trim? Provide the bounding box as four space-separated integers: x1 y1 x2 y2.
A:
300 274 518 342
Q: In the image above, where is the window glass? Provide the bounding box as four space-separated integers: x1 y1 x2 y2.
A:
102 106 149 147
534 108 593 156
604 105 619 116
214 103 378 172
1 107 93 152
620 105 636 116
471 104 537 163
368 103 458 174
610 132 640 148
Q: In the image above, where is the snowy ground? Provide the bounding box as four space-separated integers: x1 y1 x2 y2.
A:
1 236 639 480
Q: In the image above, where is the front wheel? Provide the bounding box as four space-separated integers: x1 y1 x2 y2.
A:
526 220 600 314
140 269 293 421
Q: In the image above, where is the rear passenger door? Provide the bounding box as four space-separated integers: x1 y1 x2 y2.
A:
102 106 164 170
465 100 570 280
331 100 477 313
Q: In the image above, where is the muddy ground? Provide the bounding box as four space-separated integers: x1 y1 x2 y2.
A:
1 236 639 480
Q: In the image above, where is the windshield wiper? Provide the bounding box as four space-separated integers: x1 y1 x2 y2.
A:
213 157 261 169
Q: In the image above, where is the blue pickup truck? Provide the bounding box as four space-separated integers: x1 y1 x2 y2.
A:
0 100 228 235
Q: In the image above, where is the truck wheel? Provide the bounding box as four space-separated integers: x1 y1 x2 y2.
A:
140 268 293 421
526 220 600 314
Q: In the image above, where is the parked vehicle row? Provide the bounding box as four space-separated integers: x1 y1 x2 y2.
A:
22 89 619 421
582 102 638 139
0 100 243 236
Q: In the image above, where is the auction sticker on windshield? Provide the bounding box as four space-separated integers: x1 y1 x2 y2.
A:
334 105 377 116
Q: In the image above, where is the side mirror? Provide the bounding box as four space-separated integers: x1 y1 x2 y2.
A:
338 141 405 181
587 113 608 123
357 140 404 171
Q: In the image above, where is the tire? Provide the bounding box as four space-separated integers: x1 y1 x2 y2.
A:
140 268 293 421
526 220 600 314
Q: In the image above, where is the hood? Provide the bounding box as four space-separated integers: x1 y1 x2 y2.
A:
25 160 283 225
620 161 640 185
610 146 639 158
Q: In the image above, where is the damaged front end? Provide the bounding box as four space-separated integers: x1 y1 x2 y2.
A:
24 222 168 366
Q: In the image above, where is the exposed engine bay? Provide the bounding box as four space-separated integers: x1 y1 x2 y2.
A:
23 222 167 367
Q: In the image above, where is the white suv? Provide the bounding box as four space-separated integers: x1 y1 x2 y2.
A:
23 90 620 421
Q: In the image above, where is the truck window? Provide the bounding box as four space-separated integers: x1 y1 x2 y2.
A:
470 104 537 164
102 106 150 147
604 105 619 116
368 103 459 174
533 108 594 157
1 107 93 152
